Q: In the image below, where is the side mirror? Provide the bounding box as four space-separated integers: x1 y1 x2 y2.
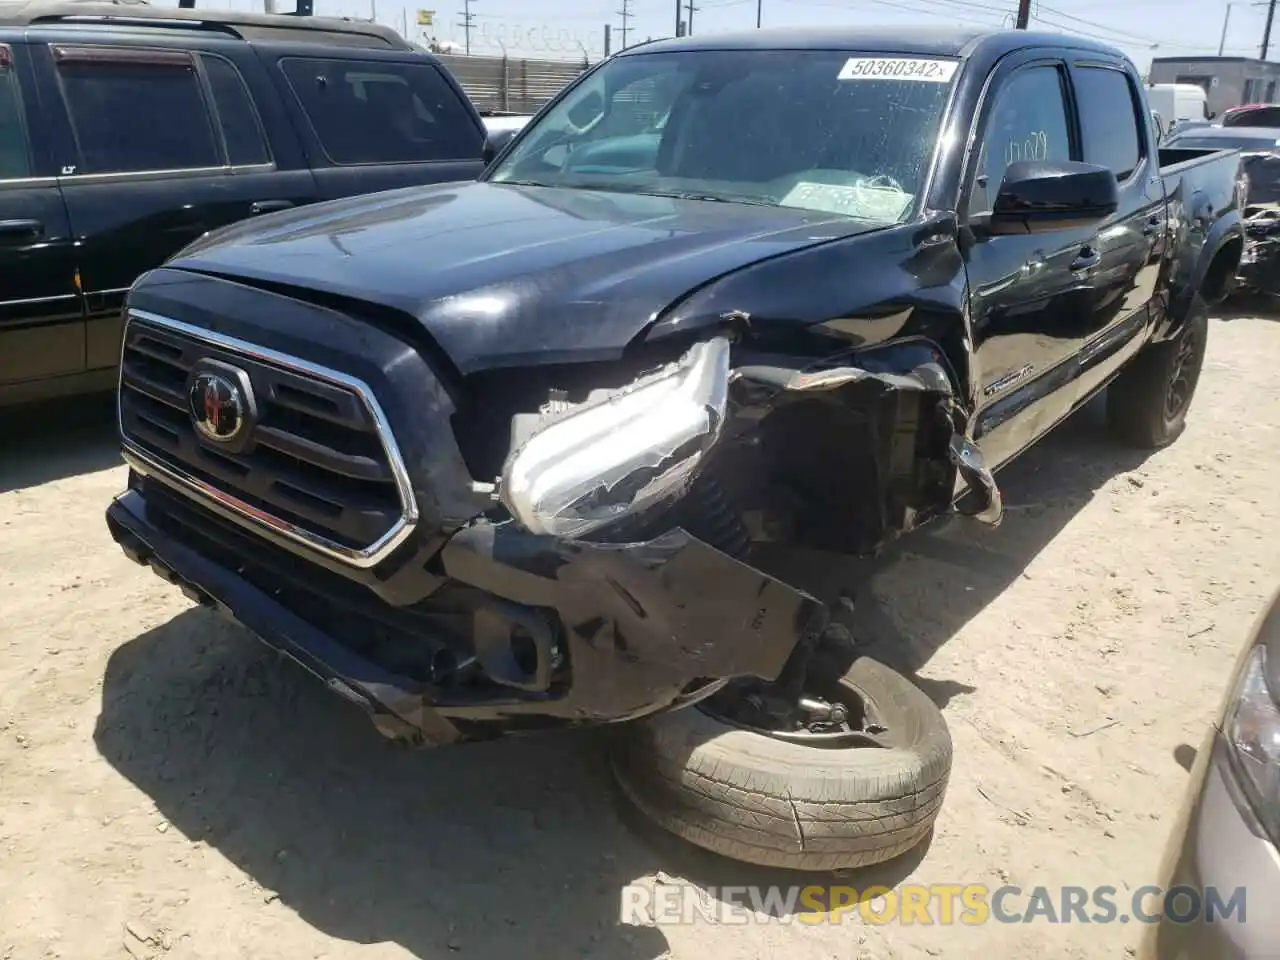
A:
984 160 1119 236
482 128 519 165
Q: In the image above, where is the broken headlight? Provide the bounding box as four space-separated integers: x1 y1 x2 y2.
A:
1225 645 1280 845
499 337 730 539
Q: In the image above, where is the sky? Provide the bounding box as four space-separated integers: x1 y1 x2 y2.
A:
155 0 1268 74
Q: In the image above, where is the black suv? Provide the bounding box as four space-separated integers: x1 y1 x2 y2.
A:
0 0 486 407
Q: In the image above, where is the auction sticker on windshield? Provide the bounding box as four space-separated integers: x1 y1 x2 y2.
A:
837 57 959 83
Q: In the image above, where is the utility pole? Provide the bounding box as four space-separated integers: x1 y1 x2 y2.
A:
458 0 477 55
756 0 762 27
1220 3 1233 55
617 0 632 49
686 0 697 34
1014 0 1030 28
1263 0 1278 58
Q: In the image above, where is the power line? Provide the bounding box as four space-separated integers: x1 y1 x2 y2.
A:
781 0 1193 51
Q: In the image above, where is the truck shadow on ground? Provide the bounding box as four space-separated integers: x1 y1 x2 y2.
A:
92 396 1154 954
0 393 121 493
95 610 673 960
1213 295 1279 322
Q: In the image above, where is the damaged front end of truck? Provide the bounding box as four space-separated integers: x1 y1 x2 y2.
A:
108 286 998 746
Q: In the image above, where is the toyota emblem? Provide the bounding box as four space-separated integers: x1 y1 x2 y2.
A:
188 372 246 443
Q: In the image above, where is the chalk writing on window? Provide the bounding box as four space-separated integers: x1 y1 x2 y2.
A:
1005 130 1049 165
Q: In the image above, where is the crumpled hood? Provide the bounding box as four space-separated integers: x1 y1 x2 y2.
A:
170 181 879 374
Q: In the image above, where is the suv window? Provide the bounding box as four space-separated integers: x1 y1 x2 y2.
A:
969 64 1073 215
0 47 32 179
280 58 482 165
1074 65 1143 180
201 54 269 167
53 47 219 174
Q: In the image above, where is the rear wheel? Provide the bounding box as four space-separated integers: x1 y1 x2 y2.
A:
611 653 952 871
1105 296 1209 449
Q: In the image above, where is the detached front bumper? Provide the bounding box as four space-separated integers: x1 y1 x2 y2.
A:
106 476 825 746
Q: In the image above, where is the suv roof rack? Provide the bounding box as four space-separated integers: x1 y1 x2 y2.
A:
0 0 413 48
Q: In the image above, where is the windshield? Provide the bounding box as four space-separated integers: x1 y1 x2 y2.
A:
1167 134 1280 150
488 49 959 223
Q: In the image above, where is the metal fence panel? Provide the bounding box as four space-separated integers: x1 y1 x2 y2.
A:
436 53 586 114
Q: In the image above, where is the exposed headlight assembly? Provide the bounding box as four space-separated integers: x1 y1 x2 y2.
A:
500 337 731 539
1225 644 1280 844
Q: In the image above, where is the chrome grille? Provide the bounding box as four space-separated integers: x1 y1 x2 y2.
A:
117 310 417 567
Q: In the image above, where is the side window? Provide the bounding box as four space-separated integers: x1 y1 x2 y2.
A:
0 45 33 180
279 58 483 165
52 46 219 174
968 65 1072 215
1074 65 1143 180
201 54 270 167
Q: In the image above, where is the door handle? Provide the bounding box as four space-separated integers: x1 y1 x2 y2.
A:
0 218 43 238
1142 216 1163 236
1070 246 1101 272
250 200 295 216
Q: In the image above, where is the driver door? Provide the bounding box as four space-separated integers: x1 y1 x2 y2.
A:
959 55 1100 470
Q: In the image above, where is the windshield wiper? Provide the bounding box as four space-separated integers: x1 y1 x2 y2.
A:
647 190 779 206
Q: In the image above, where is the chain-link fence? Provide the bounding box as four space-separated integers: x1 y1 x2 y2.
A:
435 53 587 115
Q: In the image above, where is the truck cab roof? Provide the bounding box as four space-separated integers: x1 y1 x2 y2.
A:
624 25 1128 63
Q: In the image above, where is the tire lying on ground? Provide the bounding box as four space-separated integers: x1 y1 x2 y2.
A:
610 657 952 871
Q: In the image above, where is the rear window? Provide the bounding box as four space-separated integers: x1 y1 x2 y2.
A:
280 58 482 165
200 54 270 167
53 46 221 174
0 46 32 179
1225 106 1280 128
1073 65 1143 180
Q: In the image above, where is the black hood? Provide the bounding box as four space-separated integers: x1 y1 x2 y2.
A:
170 181 880 374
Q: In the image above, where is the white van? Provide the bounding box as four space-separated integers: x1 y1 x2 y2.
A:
1146 83 1210 136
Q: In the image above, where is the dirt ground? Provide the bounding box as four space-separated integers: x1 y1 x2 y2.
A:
2 311 1278 960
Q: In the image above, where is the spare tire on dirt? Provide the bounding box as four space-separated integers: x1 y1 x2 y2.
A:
611 656 952 871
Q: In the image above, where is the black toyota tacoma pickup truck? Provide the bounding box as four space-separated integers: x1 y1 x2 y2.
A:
106 27 1244 871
